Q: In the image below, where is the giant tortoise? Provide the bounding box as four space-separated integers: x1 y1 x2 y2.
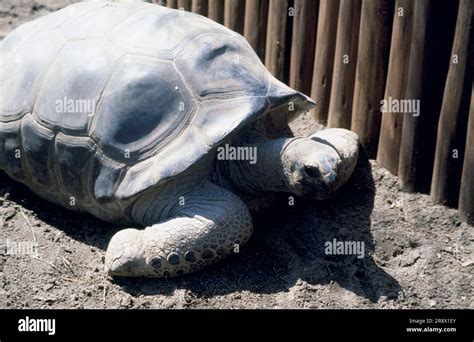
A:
0 1 359 277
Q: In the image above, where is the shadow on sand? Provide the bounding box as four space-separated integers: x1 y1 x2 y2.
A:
1 150 401 303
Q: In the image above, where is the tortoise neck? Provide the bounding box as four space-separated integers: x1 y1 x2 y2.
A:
212 137 298 195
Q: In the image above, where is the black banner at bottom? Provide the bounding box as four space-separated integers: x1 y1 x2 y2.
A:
0 309 472 341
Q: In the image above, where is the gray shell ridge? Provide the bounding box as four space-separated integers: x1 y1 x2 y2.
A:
0 2 314 213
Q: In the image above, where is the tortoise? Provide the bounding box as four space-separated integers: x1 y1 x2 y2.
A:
0 1 359 277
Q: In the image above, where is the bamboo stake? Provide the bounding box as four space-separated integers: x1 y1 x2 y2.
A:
224 0 246 34
177 0 191 11
376 0 414 175
327 0 362 129
244 0 269 61
192 0 208 15
398 0 429 192
208 0 224 23
265 0 289 82
310 0 340 124
289 0 319 94
431 0 472 204
167 0 177 8
264 0 291 135
351 0 393 157
459 84 474 224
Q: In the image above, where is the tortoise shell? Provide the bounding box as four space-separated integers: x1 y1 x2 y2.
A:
0 2 313 208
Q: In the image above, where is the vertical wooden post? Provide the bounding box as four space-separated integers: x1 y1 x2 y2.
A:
264 0 291 135
431 0 472 205
310 0 340 124
289 0 319 94
265 0 289 82
244 0 269 61
167 0 177 8
224 0 246 34
398 0 429 192
408 1 459 194
178 0 192 11
208 0 224 23
327 0 362 129
376 0 414 175
459 85 474 224
192 0 208 15
351 0 393 157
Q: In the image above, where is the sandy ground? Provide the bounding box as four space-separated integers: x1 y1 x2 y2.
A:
0 0 473 309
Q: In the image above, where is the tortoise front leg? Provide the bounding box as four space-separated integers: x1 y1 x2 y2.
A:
105 182 252 277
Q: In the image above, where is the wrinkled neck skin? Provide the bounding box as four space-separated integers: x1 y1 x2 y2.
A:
211 118 298 196
212 137 294 196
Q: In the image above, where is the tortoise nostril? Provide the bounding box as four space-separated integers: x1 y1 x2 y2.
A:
303 165 320 178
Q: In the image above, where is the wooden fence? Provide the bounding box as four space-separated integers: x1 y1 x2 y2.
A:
156 0 473 225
